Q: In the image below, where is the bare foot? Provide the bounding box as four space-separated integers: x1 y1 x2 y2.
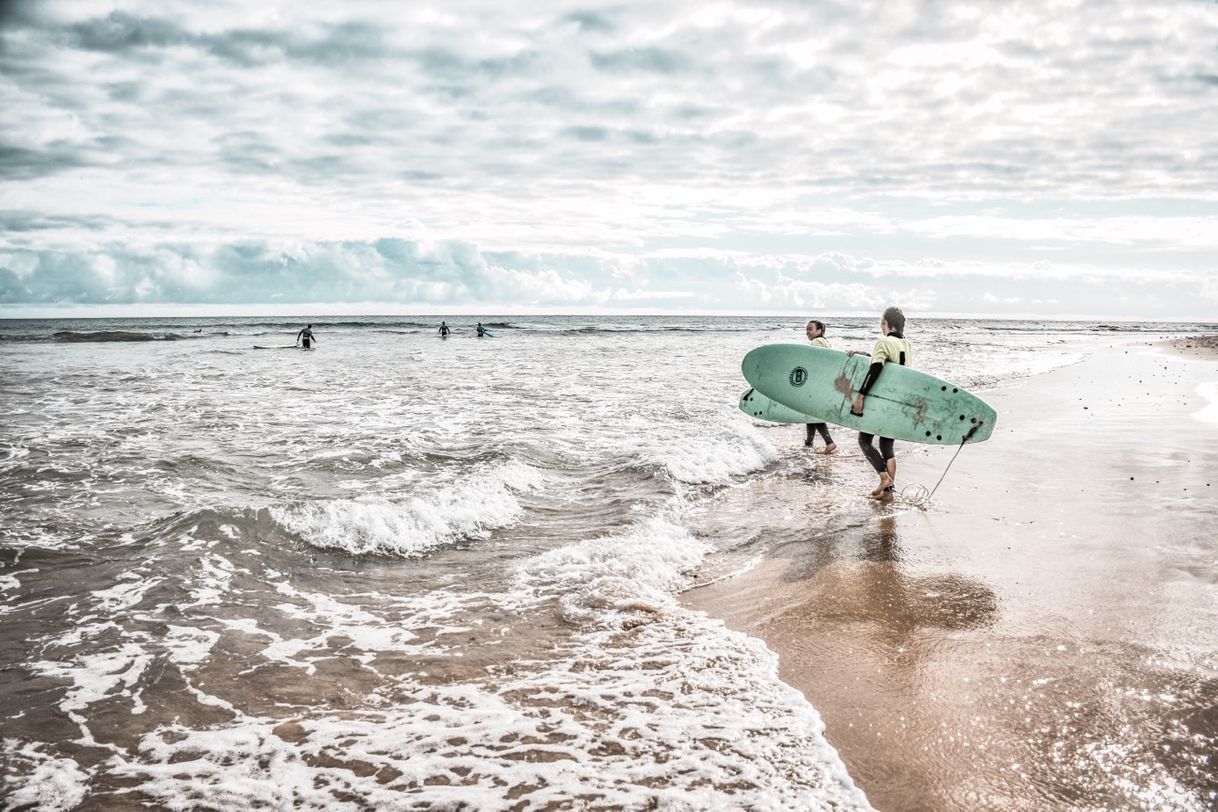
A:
876 487 895 503
869 475 893 497
823 443 837 454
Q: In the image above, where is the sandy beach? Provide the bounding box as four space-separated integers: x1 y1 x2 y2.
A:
1167 334 1218 360
687 336 1218 810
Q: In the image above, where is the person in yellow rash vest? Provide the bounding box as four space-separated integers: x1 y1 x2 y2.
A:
803 320 837 453
847 307 912 501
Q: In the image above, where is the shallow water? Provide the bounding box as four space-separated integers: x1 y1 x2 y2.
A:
0 315 1203 808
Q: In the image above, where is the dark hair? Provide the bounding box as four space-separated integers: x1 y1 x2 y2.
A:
881 307 904 335
808 319 826 334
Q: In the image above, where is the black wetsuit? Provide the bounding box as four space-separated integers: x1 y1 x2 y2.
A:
439 325 450 337
805 338 834 447
858 434 895 474
297 327 314 348
856 332 908 475
806 423 834 446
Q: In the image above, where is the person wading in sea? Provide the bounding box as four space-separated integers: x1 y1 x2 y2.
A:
847 306 911 501
803 319 837 454
296 324 317 349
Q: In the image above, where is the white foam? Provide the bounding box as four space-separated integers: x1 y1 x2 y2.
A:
516 516 709 622
272 461 543 556
1193 381 1218 426
271 581 420 653
180 552 235 608
650 419 778 485
1 739 90 811
0 568 37 592
162 625 221 669
111 620 871 809
31 642 153 713
90 575 162 613
72 511 869 809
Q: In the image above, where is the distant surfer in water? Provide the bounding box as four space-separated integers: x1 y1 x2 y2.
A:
848 306 911 501
476 323 486 338
439 321 450 338
296 324 317 349
804 320 837 454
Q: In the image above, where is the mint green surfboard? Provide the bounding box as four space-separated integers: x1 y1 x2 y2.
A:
739 387 817 424
741 344 996 445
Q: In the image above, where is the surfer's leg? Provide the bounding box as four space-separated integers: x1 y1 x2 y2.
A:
858 433 884 472
878 437 896 499
858 433 888 495
815 423 836 453
805 423 816 446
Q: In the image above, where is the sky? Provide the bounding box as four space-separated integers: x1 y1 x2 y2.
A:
2 0 1217 319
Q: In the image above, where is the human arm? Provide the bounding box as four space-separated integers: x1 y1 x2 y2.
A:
850 362 885 415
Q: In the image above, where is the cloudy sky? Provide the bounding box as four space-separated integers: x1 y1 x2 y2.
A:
2 0 1217 318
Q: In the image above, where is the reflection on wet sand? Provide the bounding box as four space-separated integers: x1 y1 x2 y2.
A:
688 506 1217 811
806 513 1000 634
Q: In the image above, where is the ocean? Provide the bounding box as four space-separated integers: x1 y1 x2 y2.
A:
0 315 1209 808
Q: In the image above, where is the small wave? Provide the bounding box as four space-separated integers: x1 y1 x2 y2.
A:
51 330 192 342
649 420 778 485
516 515 708 622
272 461 543 556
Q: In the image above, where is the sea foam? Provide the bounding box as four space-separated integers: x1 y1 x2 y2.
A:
649 419 778 485
0 739 90 811
88 511 870 809
516 515 709 622
272 461 543 556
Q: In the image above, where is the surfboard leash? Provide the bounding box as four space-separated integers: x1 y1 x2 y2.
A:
904 422 984 507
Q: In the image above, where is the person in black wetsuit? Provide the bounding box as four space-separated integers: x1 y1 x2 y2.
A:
803 319 837 453
296 324 317 349
847 306 911 501
439 321 451 337
476 323 486 338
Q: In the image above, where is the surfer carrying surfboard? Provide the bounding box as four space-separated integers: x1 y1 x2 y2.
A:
803 320 838 454
847 307 912 500
296 324 317 349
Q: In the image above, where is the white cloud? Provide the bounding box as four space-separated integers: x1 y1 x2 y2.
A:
0 0 1216 316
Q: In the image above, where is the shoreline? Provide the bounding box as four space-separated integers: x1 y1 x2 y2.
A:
686 339 1218 809
1165 334 1218 360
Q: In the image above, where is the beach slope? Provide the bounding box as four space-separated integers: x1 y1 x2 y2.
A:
688 339 1218 810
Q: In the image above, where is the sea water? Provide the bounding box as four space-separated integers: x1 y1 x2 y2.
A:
0 315 1204 808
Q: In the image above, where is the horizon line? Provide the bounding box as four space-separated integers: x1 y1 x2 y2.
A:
1 304 1215 324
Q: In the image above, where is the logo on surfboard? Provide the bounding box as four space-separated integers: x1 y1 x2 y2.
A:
789 367 808 387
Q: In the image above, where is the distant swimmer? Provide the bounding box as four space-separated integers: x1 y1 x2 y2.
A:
296 324 317 349
439 321 451 338
476 323 486 338
847 306 911 501
803 319 837 454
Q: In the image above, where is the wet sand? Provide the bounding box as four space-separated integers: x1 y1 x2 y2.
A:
687 339 1218 810
1167 333 1218 360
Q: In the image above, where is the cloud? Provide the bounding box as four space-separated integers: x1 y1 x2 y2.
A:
0 1 1216 316
3 238 1214 318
